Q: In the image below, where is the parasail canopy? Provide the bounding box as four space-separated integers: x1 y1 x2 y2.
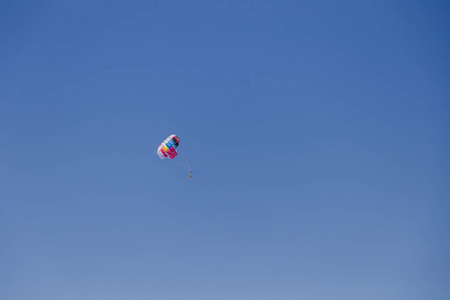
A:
157 134 180 160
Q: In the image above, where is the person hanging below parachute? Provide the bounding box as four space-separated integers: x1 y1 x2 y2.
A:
157 134 193 178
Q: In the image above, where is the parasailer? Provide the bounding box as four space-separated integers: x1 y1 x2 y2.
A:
157 134 193 178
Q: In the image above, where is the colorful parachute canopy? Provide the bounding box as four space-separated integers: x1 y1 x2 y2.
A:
157 135 180 160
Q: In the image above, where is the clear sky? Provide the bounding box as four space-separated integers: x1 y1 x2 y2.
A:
1 1 449 299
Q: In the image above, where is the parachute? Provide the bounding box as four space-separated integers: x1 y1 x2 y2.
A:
157 134 193 177
157 134 180 160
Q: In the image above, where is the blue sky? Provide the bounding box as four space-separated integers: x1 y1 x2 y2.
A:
1 1 449 299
